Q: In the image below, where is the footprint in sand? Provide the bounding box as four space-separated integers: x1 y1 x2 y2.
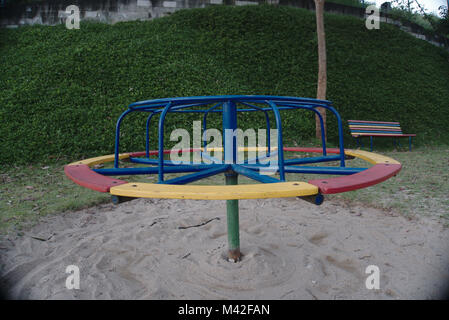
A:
308 232 329 246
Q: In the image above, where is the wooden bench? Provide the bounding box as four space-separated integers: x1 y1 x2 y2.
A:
348 120 416 151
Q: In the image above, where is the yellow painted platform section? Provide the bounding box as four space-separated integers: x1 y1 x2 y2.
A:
68 153 131 166
110 181 318 200
344 149 400 165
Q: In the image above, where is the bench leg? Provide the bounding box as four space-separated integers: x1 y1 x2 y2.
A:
370 136 373 152
409 136 412 151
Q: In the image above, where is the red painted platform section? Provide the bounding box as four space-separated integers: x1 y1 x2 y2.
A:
308 163 402 194
64 164 128 193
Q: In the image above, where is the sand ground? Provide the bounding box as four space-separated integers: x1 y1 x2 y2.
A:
1 197 448 299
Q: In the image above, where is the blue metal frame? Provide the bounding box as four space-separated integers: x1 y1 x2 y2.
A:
145 112 157 158
110 95 364 185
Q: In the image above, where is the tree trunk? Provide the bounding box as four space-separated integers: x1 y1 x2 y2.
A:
314 0 327 141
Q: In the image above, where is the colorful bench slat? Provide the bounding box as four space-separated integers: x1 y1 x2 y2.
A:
348 120 416 151
110 181 319 200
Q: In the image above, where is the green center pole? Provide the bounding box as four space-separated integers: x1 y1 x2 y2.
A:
222 100 241 262
225 171 240 262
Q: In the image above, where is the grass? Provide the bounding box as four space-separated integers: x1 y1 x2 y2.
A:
331 146 449 224
0 164 110 235
1 144 448 235
1 5 449 166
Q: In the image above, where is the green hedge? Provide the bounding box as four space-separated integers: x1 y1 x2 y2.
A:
1 5 448 165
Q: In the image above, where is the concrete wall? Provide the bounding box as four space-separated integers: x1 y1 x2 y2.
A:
0 0 446 48
0 0 207 26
